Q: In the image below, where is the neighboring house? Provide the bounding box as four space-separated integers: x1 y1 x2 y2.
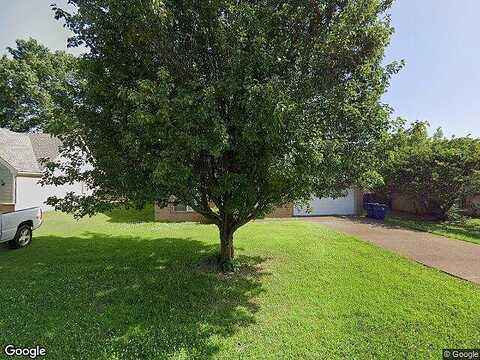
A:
390 191 480 216
155 189 364 222
0 128 363 219
0 128 86 213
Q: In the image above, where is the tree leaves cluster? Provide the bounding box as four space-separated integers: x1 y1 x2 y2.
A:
378 120 480 220
43 0 399 266
0 38 79 132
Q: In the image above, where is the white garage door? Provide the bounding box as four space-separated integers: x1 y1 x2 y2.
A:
294 190 356 216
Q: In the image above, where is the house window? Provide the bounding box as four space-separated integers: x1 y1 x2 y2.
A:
174 204 194 212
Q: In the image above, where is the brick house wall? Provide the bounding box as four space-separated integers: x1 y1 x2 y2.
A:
466 194 480 208
155 203 294 222
391 192 480 216
264 204 294 218
154 204 207 223
465 194 480 216
391 193 428 215
354 189 364 215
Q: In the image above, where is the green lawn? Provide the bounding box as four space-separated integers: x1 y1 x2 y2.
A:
386 215 480 245
1 211 480 359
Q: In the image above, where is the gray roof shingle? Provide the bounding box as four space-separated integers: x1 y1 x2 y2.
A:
0 128 61 174
28 133 62 170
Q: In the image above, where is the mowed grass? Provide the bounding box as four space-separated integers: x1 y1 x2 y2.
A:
386 215 480 245
1 210 480 359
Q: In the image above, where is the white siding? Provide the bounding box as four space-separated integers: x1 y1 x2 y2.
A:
15 176 85 211
0 163 14 203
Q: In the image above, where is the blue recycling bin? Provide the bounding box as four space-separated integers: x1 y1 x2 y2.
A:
366 203 377 218
374 204 387 220
366 203 388 220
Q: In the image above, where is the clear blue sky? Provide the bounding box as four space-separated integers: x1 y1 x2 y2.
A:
1 0 479 137
384 0 480 137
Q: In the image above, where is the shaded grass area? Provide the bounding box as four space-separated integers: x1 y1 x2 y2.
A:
386 214 480 245
105 204 156 223
0 212 480 359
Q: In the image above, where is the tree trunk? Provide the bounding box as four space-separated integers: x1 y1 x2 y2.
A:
219 224 235 272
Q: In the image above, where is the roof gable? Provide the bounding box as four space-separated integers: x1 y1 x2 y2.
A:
28 133 62 170
0 129 62 174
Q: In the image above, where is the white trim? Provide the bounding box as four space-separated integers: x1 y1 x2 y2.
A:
0 157 17 176
16 172 43 178
0 159 16 204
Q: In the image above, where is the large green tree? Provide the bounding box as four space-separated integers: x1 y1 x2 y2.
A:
0 38 78 132
46 0 399 270
378 120 480 219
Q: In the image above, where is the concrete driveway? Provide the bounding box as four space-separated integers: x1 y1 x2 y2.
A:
306 216 480 285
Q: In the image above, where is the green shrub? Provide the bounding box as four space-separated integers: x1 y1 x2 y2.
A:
378 120 480 220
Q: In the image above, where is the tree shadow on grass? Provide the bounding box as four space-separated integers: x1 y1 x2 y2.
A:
0 232 268 359
0 242 9 253
104 204 156 224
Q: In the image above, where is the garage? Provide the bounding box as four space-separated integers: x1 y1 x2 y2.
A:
293 189 360 216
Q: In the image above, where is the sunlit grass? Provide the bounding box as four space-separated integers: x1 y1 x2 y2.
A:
386 215 480 245
0 210 479 359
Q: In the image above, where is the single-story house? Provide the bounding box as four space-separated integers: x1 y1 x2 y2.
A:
0 128 86 213
155 188 364 222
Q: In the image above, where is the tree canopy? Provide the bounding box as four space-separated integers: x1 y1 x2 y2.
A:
45 0 400 270
0 38 78 132
377 120 480 219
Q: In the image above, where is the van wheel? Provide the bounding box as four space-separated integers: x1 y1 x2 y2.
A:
9 225 32 249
